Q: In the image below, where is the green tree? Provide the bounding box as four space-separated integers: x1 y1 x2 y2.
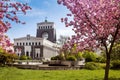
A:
111 43 120 60
83 51 98 62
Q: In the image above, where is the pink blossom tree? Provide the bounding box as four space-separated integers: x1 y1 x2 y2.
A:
58 0 120 80
0 0 31 52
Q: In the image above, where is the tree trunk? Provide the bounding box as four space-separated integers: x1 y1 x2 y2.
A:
104 53 110 80
103 21 119 80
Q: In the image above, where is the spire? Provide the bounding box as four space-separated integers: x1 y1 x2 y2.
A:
45 17 47 22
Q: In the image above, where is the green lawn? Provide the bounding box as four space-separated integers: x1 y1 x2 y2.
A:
0 67 120 80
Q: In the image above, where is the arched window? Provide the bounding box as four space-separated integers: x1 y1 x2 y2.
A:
35 42 37 45
39 42 41 45
20 43 22 46
17 43 19 46
32 42 34 45
29 42 31 46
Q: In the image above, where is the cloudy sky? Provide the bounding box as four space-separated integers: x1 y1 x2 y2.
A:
7 0 74 42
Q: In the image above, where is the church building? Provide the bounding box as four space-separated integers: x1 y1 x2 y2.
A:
14 20 58 60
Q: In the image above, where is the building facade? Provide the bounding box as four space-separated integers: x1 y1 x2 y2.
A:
14 20 58 60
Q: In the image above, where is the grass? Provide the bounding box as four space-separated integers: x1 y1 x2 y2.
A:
0 67 120 80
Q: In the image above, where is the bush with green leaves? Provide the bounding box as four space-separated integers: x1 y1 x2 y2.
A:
0 48 18 65
75 52 83 60
19 55 28 60
66 56 77 61
51 55 62 60
111 43 120 60
111 60 120 69
27 56 32 60
96 56 106 63
82 51 98 62
85 62 101 70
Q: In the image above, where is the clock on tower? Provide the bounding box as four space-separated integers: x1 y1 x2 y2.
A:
42 32 48 39
36 20 56 43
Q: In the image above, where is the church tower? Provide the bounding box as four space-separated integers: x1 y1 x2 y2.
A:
36 20 56 43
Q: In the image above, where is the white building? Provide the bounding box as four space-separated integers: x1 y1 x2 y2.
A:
14 20 58 60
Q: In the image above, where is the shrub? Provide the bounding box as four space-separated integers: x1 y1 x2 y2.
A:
51 55 62 60
111 60 120 69
83 51 98 62
75 52 83 60
0 53 7 65
111 43 120 60
66 56 77 61
27 56 32 60
96 56 106 63
0 49 18 65
85 62 101 70
19 55 28 60
99 63 106 69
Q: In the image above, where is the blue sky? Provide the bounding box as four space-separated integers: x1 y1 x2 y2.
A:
6 0 74 42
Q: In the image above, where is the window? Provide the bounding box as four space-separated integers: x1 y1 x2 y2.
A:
37 53 39 57
26 51 29 56
39 42 41 45
20 43 22 46
29 42 31 46
32 42 34 45
17 43 18 46
42 32 48 39
35 42 37 45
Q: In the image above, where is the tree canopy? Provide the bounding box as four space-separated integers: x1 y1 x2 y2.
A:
0 0 31 51
58 0 120 80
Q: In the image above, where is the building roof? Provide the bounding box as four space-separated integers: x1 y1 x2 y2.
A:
14 35 43 41
37 22 54 25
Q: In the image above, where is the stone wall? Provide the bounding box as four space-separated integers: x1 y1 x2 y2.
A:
10 64 84 70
